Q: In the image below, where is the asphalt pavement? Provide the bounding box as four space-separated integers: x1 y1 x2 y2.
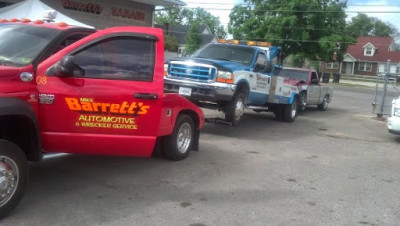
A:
2 85 400 226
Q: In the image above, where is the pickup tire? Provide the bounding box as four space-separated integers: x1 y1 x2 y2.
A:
274 105 284 121
317 95 329 111
282 98 297 122
0 140 28 219
163 115 195 161
225 91 246 126
298 92 307 112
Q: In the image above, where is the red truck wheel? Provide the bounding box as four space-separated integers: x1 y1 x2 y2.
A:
163 115 195 161
0 140 28 219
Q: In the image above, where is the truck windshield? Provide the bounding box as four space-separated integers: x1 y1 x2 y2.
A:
0 24 60 67
279 69 309 81
192 44 255 66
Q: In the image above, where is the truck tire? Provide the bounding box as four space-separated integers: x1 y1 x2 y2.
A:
282 98 297 122
274 105 284 121
0 140 28 219
163 115 195 161
298 92 307 112
317 95 329 111
225 92 246 126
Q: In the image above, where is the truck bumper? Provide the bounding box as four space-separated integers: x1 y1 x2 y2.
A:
387 116 400 135
164 77 236 102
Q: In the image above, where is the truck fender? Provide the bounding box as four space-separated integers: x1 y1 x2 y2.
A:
0 98 41 161
235 79 250 97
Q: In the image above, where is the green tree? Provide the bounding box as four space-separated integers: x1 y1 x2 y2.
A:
164 35 179 52
185 23 203 55
155 6 226 38
155 6 186 25
228 0 352 63
346 13 398 37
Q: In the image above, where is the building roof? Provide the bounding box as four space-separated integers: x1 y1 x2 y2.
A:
156 23 217 46
133 0 186 6
346 36 400 63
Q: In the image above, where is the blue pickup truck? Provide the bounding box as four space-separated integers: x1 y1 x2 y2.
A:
164 40 300 126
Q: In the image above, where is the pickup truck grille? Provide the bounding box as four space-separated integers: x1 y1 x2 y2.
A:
169 61 216 82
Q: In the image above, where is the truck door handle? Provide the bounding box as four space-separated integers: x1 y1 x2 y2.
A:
134 93 158 100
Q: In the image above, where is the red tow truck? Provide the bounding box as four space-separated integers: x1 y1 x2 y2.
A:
0 19 204 217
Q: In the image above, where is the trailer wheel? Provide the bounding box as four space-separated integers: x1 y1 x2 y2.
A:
317 95 329 111
298 92 307 112
163 115 195 161
0 140 28 219
225 91 246 126
283 98 297 122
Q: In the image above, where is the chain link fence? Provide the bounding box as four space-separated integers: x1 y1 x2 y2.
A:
373 61 400 117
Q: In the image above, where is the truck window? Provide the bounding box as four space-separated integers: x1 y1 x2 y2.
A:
192 44 255 66
72 36 155 81
0 24 60 66
254 53 267 72
279 69 309 81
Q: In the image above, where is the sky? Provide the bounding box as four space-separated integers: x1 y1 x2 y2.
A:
182 0 400 36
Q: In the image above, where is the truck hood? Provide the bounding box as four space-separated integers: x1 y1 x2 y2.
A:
0 66 20 77
168 57 251 72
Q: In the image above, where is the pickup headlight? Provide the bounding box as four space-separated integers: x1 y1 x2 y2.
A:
216 70 234 84
394 108 400 117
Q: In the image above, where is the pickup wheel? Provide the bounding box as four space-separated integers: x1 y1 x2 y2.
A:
282 98 297 122
317 95 329 111
163 115 195 161
225 92 246 126
0 140 28 219
298 92 307 112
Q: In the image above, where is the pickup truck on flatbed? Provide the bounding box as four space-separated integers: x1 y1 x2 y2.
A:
0 20 203 218
278 68 333 111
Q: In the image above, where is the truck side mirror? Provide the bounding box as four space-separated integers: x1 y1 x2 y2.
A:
55 56 76 76
264 61 273 74
254 62 264 72
47 55 83 77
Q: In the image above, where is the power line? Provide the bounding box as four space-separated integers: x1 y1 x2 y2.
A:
161 29 358 44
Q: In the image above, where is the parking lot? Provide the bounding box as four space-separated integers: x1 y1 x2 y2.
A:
3 85 400 226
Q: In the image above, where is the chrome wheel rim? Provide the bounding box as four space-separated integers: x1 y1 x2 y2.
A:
235 98 245 121
0 156 19 207
323 97 328 109
291 101 297 119
177 122 192 154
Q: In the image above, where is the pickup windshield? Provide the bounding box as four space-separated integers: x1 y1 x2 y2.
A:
192 44 255 66
0 24 60 66
278 69 309 82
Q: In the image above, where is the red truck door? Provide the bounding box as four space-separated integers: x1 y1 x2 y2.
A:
36 27 164 157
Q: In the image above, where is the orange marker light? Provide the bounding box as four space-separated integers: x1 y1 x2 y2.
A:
34 20 44 24
21 18 31 23
59 22 68 27
0 19 8 23
10 18 20 22
218 39 227 44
